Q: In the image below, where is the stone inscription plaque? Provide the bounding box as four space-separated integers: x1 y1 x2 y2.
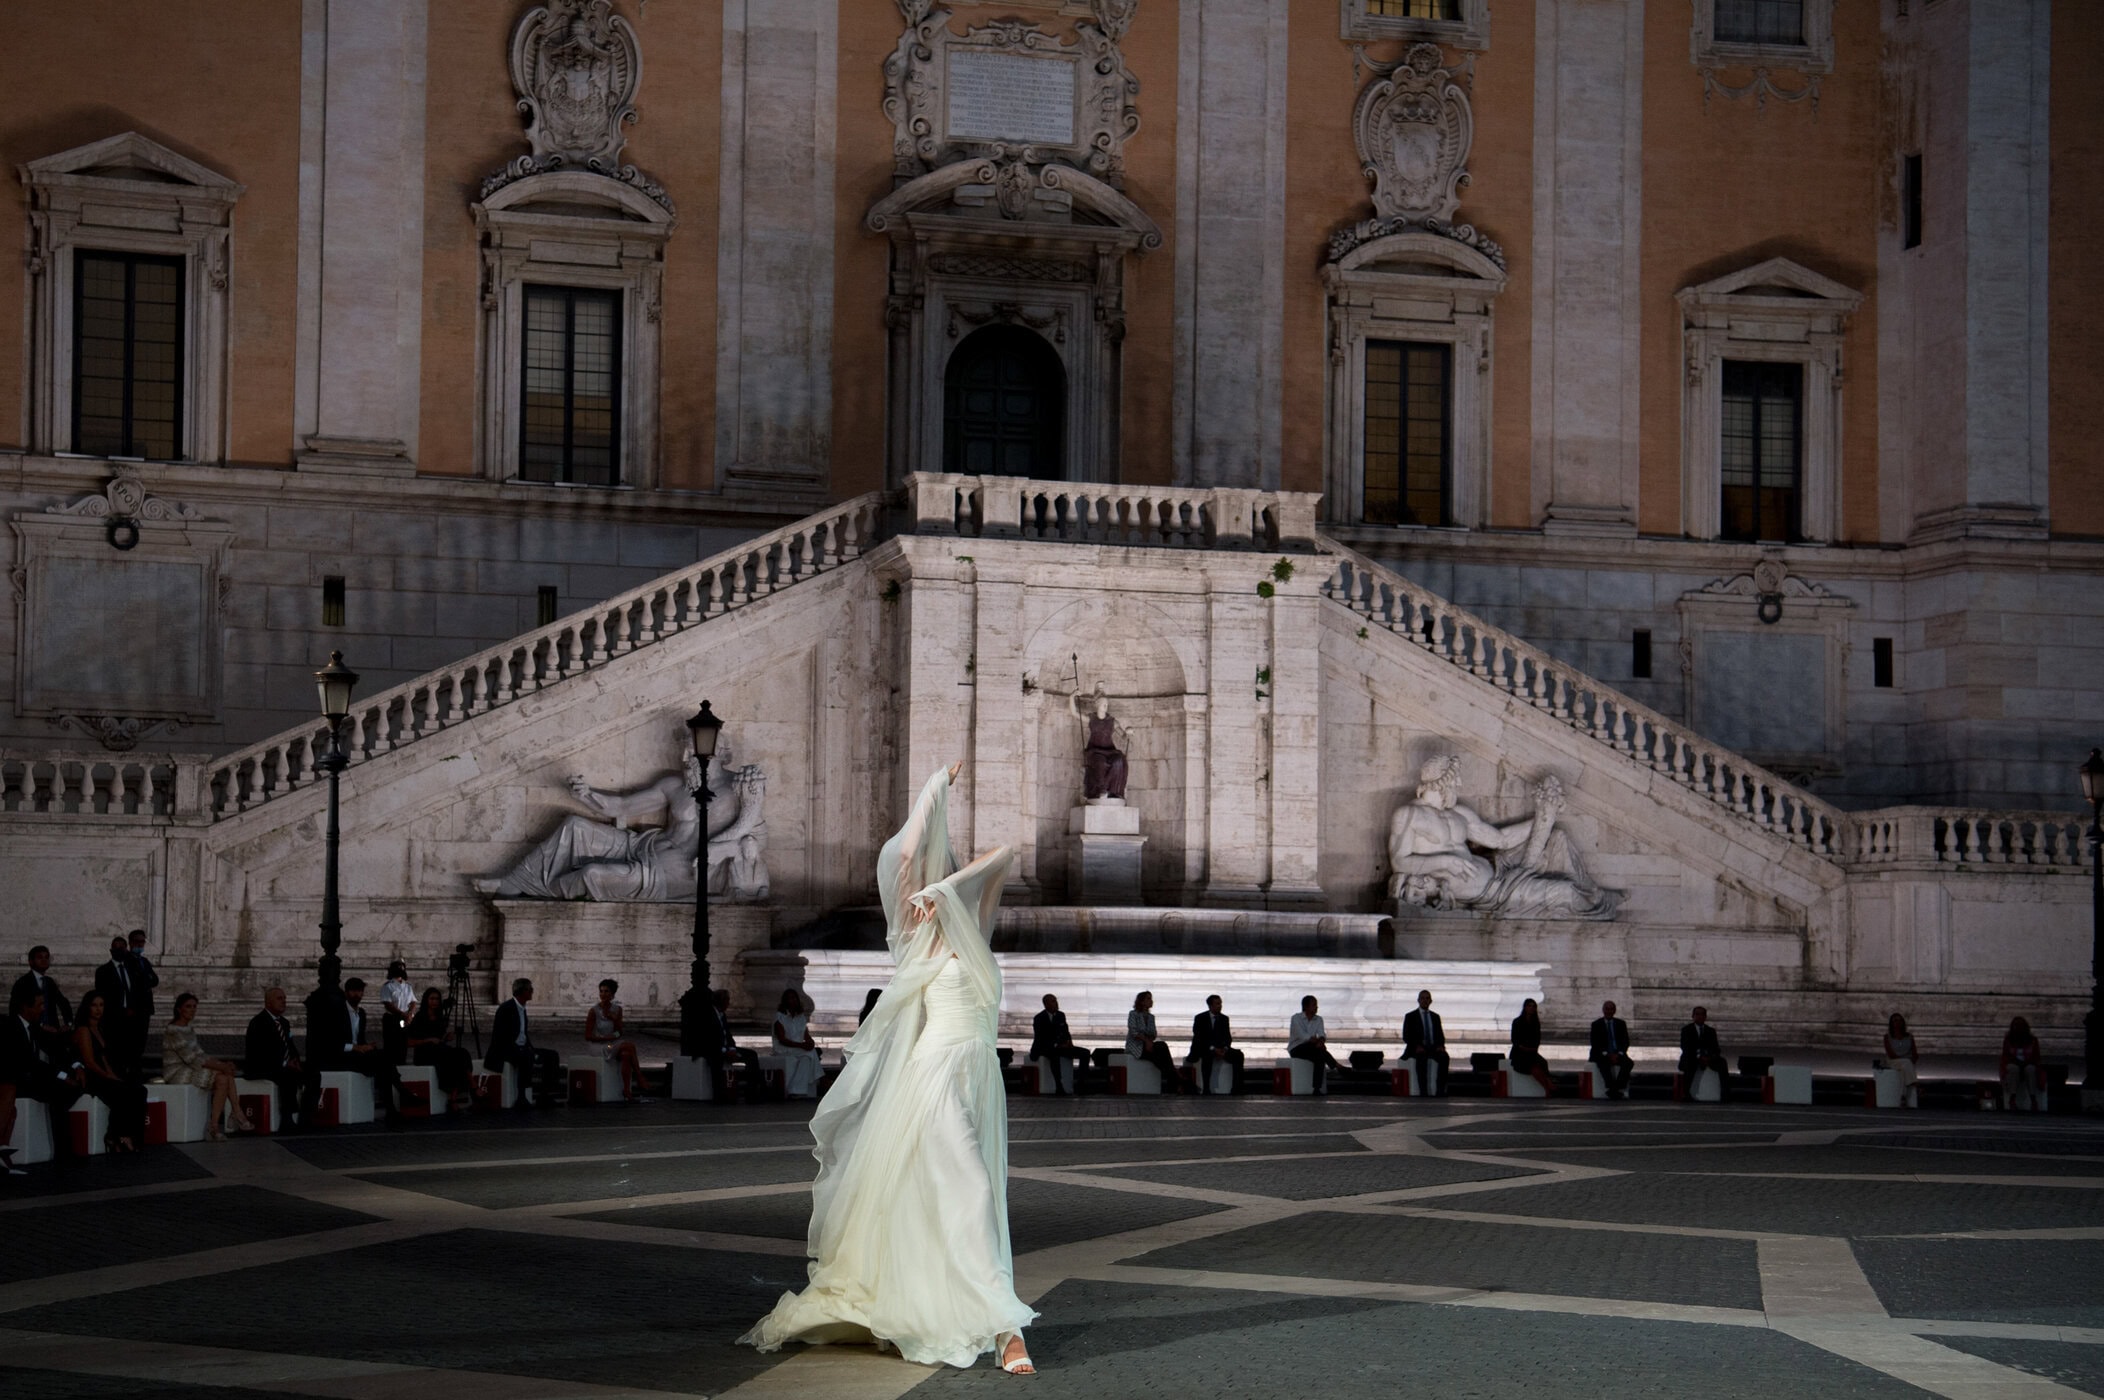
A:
947 50 1077 146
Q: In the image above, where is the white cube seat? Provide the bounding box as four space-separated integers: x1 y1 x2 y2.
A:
397 1064 447 1117
1578 1062 1609 1099
1391 1060 1428 1096
1032 1057 1059 1094
1109 1053 1162 1095
671 1056 717 1101
1188 1058 1234 1095
1677 1068 1723 1102
145 1082 212 1143
472 1064 519 1109
6 1099 54 1164
1764 1066 1813 1105
1274 1056 1315 1095
68 1096 111 1155
317 1070 378 1125
234 1078 283 1133
1869 1066 1903 1108
1496 1058 1548 1098
566 1053 623 1105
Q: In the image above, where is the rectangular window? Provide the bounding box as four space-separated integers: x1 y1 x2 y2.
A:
1632 629 1653 680
1368 0 1459 17
1902 154 1923 250
536 585 560 627
1873 637 1894 688
1714 0 1805 45
322 576 346 629
1719 360 1803 543
520 285 621 485
1363 340 1451 527
73 250 184 459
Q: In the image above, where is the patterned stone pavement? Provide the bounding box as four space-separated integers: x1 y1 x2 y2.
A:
1 1096 2100 1399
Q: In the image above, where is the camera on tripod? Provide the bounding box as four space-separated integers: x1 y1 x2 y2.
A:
444 943 482 1057
447 944 471 980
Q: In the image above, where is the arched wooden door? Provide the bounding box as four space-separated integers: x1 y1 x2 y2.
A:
942 325 1066 479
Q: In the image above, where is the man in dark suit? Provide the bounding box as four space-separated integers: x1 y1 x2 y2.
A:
244 986 320 1129
1029 993 1087 1095
1187 995 1244 1094
12 946 73 1055
126 929 159 1046
309 978 402 1125
93 936 149 1076
1679 1006 1730 1102
702 987 761 1102
485 978 561 1107
4 982 85 1168
1590 999 1634 1100
1401 988 1449 1096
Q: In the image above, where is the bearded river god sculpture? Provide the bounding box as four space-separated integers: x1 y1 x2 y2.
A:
1387 755 1620 920
472 730 767 902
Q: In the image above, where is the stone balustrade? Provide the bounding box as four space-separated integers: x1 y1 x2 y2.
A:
904 472 1320 551
1321 543 1849 858
0 750 201 819
206 492 887 818
1850 808 2091 868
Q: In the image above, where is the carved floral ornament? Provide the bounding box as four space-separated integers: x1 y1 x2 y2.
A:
1332 44 1499 268
482 0 670 213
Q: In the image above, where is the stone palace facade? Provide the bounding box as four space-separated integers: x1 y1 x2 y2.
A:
0 1 2097 1051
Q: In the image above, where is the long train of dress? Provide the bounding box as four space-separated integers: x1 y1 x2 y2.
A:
739 769 1035 1368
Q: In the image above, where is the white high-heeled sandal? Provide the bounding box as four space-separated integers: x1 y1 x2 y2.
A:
997 1333 1035 1375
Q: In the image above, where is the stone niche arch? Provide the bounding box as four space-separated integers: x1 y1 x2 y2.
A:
1016 594 1201 904
869 162 1163 486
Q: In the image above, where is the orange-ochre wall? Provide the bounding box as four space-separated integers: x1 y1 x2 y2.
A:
2049 0 2104 539
0 0 303 465
1111 0 1179 488
1637 0 1883 542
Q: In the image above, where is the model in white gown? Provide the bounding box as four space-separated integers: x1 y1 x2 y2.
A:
739 765 1036 1370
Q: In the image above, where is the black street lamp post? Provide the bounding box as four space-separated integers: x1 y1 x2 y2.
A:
313 651 359 998
679 700 725 1058
2081 748 2104 1096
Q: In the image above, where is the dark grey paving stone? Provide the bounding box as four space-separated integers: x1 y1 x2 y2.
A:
352 1148 816 1208
3 1229 799 1397
1010 1117 1389 1142
0 1151 213 1198
1423 1133 1778 1152
578 1177 1228 1255
1855 1239 2104 1327
1458 1174 2104 1237
911 1279 1921 1398
1849 1132 2104 1158
1011 1136 1366 1169
281 1119 810 1171
0 1185 380 1283
1078 1151 1539 1201
1930 1337 2104 1396
0 1369 308 1400
1487 1145 2104 1176
1131 1210 1762 1310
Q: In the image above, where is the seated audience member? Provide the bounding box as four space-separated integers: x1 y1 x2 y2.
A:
486 979 562 1107
1589 1000 1634 1100
1508 997 1557 1095
15 945 73 1054
705 987 762 1102
1881 1012 1920 1109
1288 995 1342 1096
310 978 402 1124
161 993 254 1139
3 983 85 1171
406 987 474 1110
1030 993 1087 1096
72 990 148 1152
245 986 322 1129
379 961 416 1065
858 988 882 1026
1125 990 1181 1093
1187 995 1245 1095
93 936 151 1077
772 988 823 1100
1401 989 1450 1097
2000 1016 2047 1113
1678 1006 1730 1102
584 979 645 1101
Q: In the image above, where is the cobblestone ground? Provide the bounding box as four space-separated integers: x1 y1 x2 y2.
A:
2 1095 2100 1399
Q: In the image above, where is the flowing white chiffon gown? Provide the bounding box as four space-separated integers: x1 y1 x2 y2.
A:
739 768 1036 1368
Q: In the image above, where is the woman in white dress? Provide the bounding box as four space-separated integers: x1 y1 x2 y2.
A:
740 763 1037 1374
771 989 823 1099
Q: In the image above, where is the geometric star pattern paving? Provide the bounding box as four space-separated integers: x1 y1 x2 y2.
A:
3 1098 2101 1399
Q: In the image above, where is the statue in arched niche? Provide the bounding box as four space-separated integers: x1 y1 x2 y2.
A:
1387 756 1619 920
1068 682 1130 802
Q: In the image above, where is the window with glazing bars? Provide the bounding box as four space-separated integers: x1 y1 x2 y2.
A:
1367 0 1460 17
1363 340 1451 526
1714 0 1805 45
1720 360 1802 542
73 250 184 459
521 285 621 484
